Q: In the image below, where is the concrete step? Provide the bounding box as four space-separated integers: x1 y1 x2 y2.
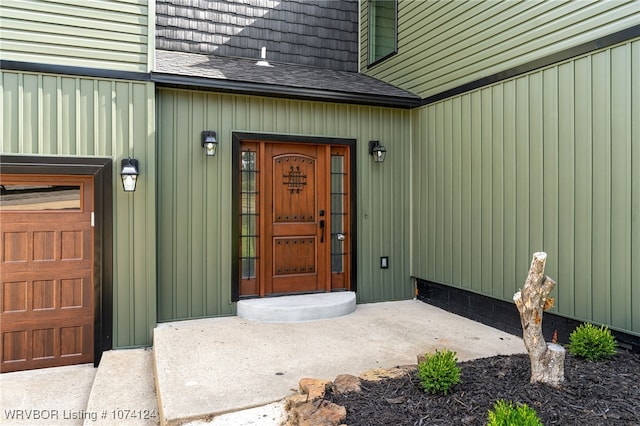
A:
84 348 158 425
236 291 357 322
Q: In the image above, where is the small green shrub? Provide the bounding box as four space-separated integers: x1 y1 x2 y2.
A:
567 323 616 361
487 399 543 426
417 348 461 395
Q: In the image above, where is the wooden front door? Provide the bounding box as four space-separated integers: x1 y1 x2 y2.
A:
238 140 352 298
0 175 94 373
265 143 327 294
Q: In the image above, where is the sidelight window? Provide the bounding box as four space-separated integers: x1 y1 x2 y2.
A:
331 154 347 274
240 150 259 280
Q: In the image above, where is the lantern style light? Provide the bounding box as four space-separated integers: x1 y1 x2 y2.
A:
369 140 387 163
120 158 139 192
202 131 218 157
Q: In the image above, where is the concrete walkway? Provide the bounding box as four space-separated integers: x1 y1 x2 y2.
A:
1 363 96 426
0 300 527 426
154 300 526 425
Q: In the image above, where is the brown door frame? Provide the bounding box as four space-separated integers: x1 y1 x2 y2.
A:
231 133 357 301
0 155 113 367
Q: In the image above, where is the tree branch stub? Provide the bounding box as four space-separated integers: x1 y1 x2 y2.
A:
513 252 565 387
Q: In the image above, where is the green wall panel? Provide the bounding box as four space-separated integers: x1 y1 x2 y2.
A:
361 0 639 98
411 40 640 336
0 70 156 347
1 0 150 72
156 89 414 322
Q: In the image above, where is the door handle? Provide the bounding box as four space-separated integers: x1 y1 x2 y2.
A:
319 219 325 243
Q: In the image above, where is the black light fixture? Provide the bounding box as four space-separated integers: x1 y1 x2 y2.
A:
120 158 139 192
201 131 218 157
369 140 387 163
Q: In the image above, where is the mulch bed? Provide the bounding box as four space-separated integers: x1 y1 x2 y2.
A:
325 351 640 425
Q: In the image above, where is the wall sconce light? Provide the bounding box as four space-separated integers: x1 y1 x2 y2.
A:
201 131 218 157
369 140 387 163
120 158 139 192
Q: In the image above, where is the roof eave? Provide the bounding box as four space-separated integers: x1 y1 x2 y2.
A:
151 72 421 109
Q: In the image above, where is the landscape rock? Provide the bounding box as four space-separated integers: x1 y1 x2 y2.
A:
358 366 413 382
332 374 361 393
285 393 311 409
285 400 347 426
299 378 332 400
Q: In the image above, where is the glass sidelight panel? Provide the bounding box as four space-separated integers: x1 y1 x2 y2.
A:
240 150 258 280
331 154 346 274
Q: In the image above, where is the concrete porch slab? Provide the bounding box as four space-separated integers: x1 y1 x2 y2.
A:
236 292 356 322
153 299 526 425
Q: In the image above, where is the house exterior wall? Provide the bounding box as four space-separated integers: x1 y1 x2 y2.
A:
0 70 157 348
411 39 640 336
360 0 639 98
156 88 414 321
0 0 152 73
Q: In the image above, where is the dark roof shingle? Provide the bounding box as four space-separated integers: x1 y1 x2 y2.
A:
153 49 420 108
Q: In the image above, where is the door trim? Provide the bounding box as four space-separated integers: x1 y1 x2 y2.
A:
0 155 113 367
231 133 357 302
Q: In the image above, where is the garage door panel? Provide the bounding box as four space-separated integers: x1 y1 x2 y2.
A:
1 224 91 273
2 330 27 363
2 231 29 263
32 328 56 360
2 280 28 313
2 324 93 370
1 174 94 372
2 273 92 316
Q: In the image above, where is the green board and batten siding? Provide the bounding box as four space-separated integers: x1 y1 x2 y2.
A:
361 0 639 99
0 70 157 348
156 88 414 321
412 39 640 335
0 0 151 73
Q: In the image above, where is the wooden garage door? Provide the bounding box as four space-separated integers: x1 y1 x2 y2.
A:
0 175 94 373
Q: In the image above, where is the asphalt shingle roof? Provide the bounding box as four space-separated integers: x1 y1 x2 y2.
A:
154 49 420 108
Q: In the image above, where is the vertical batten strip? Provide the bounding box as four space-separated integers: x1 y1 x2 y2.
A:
542 66 560 309
17 73 24 152
502 80 516 299
56 76 62 154
591 49 612 325
557 60 576 317
573 55 593 320
171 93 179 319
491 84 504 299
480 88 493 294
529 71 544 255
202 95 209 316
37 74 44 153
609 43 632 330
93 80 99 155
459 94 471 290
75 78 81 154
631 39 640 333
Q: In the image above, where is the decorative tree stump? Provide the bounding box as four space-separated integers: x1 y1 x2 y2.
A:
513 252 565 387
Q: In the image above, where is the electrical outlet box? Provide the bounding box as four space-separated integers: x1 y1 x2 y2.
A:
380 256 389 269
